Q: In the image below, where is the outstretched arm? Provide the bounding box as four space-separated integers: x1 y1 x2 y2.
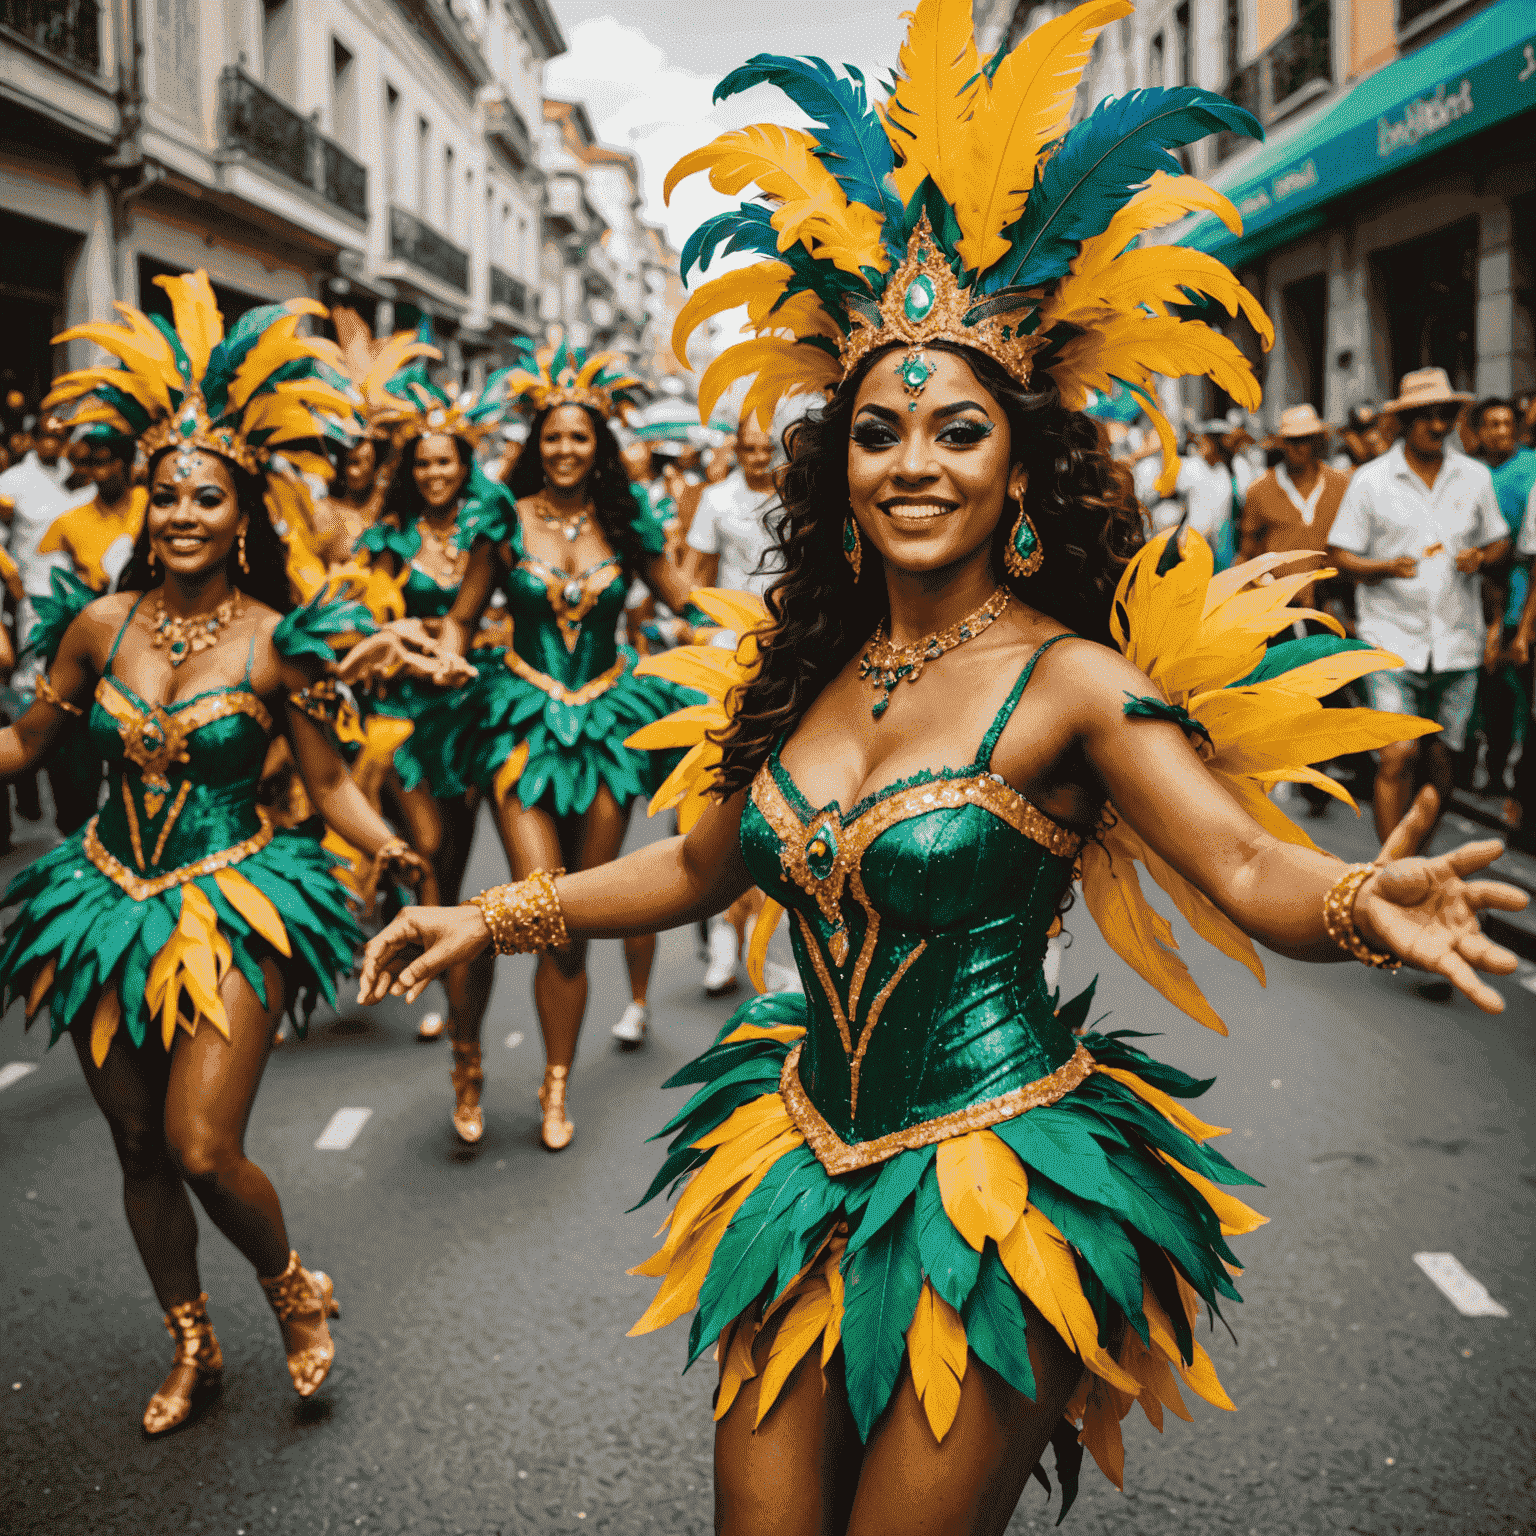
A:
1058 645 1524 1009
0 602 109 776
358 790 753 1003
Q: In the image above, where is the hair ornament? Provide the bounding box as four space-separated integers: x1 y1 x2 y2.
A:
500 330 644 422
44 270 360 482
669 0 1276 491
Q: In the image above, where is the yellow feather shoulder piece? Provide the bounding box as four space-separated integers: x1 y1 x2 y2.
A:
1081 531 1441 1032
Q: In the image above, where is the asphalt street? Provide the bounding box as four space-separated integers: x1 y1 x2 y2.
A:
2 795 1532 1536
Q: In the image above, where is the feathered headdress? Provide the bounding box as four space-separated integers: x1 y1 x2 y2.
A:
45 270 359 482
501 331 645 422
352 318 523 448
668 0 1273 492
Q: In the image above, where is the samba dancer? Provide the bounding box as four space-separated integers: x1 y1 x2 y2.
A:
0 273 428 1436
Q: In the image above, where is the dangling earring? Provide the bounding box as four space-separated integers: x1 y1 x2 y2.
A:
843 512 862 579
147 549 160 578
1004 488 1043 578
237 527 249 574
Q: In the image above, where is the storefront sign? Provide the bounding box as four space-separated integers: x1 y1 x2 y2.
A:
1377 79 1476 158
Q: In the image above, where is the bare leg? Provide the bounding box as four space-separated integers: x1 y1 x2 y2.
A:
624 933 656 1006
845 1296 1085 1536
69 1018 199 1311
162 956 291 1279
1372 740 1417 843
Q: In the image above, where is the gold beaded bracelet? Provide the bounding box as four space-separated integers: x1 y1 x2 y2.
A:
469 868 569 955
1322 862 1400 970
372 835 409 865
35 675 83 716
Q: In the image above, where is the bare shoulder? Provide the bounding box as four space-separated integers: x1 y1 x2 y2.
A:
76 592 138 642
1027 631 1158 724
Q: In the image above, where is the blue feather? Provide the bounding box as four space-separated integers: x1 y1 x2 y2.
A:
679 205 782 281
985 88 1262 293
714 54 900 221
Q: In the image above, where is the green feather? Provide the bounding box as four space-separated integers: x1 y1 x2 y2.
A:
839 1193 923 1439
914 1162 980 1313
1233 635 1373 688
960 1240 1036 1402
847 1145 933 1255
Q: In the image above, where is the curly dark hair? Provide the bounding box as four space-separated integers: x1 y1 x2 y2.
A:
120 446 294 615
506 403 649 572
380 432 477 530
712 340 1144 797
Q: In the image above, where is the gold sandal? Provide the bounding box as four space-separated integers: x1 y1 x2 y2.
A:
142 1293 223 1436
538 1064 574 1151
258 1250 339 1398
450 1042 485 1144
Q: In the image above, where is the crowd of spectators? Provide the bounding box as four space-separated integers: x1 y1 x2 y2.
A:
1112 371 1536 857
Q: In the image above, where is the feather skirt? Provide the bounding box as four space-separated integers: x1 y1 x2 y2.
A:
0 826 360 1061
630 989 1265 1500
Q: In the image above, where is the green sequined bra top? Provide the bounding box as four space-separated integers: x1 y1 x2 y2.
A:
741 635 1092 1167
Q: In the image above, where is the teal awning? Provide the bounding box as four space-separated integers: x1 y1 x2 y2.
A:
1188 0 1536 265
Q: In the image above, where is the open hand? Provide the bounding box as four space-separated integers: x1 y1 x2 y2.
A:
357 904 491 1005
1355 837 1526 1012
335 627 477 691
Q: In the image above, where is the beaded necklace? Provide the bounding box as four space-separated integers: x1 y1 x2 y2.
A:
857 587 1010 719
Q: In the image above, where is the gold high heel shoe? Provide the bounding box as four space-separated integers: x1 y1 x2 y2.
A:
538 1063 574 1151
450 1042 485 1144
142 1293 223 1436
258 1249 339 1398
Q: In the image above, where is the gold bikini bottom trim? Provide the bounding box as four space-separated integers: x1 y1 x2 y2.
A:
778 1041 1096 1177
504 650 626 706
82 811 274 901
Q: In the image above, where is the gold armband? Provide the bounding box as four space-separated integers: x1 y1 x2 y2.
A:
35 675 84 717
1322 862 1399 970
470 868 569 955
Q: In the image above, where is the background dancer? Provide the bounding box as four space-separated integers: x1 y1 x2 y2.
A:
356 5 1526 1529
0 273 427 1436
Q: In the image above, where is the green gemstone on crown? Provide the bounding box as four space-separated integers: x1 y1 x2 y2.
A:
899 357 932 390
903 274 936 322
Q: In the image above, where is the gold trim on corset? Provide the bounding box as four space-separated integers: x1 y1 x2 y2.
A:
794 910 854 1060
121 777 146 870
504 649 626 706
151 781 194 866
83 810 275 901
848 939 926 1116
779 1041 1096 1176
519 555 625 653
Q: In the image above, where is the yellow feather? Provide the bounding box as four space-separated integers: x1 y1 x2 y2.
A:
714 1316 760 1422
153 270 223 382
50 314 179 413
1175 1336 1235 1410
719 1019 806 1048
689 588 771 635
629 1191 745 1335
1119 1326 1192 1430
672 265 793 369
936 1130 1030 1251
886 0 982 204
1078 839 1230 1034
1158 1152 1268 1237
998 1207 1142 1394
754 1277 837 1427
1093 1065 1230 1141
697 337 840 431
750 289 844 346
227 313 331 412
639 738 717 818
953 0 1132 271
90 990 121 1069
625 703 725 753
213 869 292 958
360 333 441 398
492 742 530 806
1078 1377 1129 1489
906 1282 969 1441
746 898 786 992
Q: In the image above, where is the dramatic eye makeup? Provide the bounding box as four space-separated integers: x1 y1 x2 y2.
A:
850 402 996 450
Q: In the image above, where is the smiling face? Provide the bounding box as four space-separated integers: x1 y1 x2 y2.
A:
344 437 378 496
847 348 1023 578
147 450 244 580
539 404 598 493
1402 406 1453 456
412 432 466 511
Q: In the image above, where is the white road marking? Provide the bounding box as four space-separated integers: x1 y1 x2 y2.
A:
0 1063 37 1092
505 1031 524 1049
1519 973 1536 995
1412 1252 1509 1317
315 1107 373 1150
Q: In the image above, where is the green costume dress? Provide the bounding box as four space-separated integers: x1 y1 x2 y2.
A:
631 638 1266 1513
354 463 515 798
459 490 699 816
0 596 361 1054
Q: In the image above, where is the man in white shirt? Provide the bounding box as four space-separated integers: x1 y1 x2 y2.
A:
683 416 780 596
1328 368 1508 841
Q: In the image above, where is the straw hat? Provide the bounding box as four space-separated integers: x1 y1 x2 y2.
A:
1277 404 1330 438
1383 367 1472 415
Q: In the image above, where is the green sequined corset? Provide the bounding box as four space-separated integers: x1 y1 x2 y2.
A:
503 552 628 690
88 614 271 880
740 638 1092 1160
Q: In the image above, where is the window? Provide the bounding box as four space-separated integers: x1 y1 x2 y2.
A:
330 38 357 150
261 0 295 101
1174 3 1191 86
443 145 455 232
383 85 400 202
417 117 431 216
1148 31 1165 88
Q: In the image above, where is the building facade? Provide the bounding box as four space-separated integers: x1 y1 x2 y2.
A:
0 0 565 397
984 0 1535 429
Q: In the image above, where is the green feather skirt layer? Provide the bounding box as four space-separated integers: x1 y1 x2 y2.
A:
375 673 484 799
0 827 360 1048
631 987 1264 1511
463 645 698 816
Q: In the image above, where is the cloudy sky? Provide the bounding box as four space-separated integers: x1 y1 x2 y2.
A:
545 2 911 254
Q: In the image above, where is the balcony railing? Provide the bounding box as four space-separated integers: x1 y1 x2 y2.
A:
490 265 531 317
219 67 369 222
1 0 101 74
390 206 469 293
1216 0 1331 159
